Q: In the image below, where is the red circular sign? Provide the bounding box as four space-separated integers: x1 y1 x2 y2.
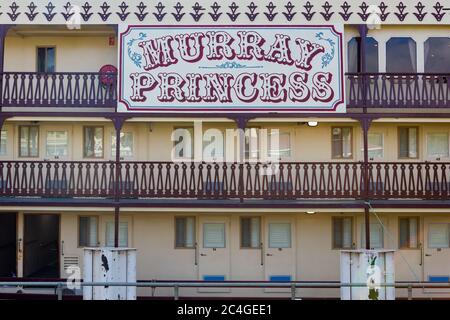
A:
99 64 118 86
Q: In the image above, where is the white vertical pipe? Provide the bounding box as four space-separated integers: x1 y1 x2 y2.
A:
83 248 93 300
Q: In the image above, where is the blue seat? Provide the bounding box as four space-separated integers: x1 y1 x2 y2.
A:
203 275 225 281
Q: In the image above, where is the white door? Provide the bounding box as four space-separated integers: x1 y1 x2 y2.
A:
423 218 450 293
198 216 230 293
264 217 295 292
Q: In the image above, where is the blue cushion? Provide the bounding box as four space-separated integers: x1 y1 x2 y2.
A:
203 275 225 281
429 276 450 282
269 275 292 282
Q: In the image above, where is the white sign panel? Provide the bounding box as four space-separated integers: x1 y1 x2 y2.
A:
118 25 345 113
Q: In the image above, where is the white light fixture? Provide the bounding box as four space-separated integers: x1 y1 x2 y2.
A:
307 121 318 127
305 211 316 215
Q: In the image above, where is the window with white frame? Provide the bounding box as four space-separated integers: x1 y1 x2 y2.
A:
173 127 194 160
0 130 7 156
83 126 103 158
333 217 353 249
111 132 134 158
268 130 291 158
46 131 68 157
202 129 225 161
105 222 128 247
398 127 418 159
175 217 195 248
361 222 384 249
399 217 419 249
241 217 261 249
426 132 449 158
245 127 260 160
78 216 98 247
19 125 39 158
332 127 353 159
361 132 384 159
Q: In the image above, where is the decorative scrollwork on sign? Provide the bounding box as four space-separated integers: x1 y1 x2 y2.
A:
199 61 263 69
127 32 147 68
316 32 335 69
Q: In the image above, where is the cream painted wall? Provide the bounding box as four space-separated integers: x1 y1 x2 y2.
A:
4 36 117 72
23 210 445 298
3 209 448 297
3 120 450 163
2 25 449 73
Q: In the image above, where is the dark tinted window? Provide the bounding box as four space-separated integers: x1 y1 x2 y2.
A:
347 37 379 73
425 37 450 73
37 47 55 73
386 38 417 73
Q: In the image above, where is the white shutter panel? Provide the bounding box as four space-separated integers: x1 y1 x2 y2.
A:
250 218 260 248
428 224 450 248
409 218 418 248
88 217 98 246
203 223 225 248
269 223 291 248
119 222 128 247
185 217 195 247
106 222 114 247
343 218 352 248
106 222 128 247
361 223 384 249
370 223 383 248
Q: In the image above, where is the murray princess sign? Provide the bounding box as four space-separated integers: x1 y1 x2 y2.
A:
118 25 344 113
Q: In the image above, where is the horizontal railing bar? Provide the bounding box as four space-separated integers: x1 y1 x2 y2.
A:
0 282 449 289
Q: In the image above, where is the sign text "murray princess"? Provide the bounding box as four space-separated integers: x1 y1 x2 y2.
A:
119 26 344 112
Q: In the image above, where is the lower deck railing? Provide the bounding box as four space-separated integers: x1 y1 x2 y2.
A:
0 161 449 200
0 280 449 300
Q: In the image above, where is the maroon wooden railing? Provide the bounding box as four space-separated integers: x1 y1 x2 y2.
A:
0 161 116 197
1 161 449 200
347 73 450 108
0 72 117 108
0 72 448 109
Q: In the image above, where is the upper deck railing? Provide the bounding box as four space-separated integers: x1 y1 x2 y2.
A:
0 72 117 108
0 72 449 110
347 73 450 109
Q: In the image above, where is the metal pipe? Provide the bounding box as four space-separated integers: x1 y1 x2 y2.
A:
112 117 125 248
174 285 179 300
0 281 449 289
56 283 63 300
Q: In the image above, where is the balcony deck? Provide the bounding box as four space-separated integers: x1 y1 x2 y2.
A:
1 161 449 204
0 72 117 111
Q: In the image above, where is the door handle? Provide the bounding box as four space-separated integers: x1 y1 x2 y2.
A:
194 242 198 266
200 253 207 256
260 242 264 266
266 253 273 257
419 243 423 266
61 240 65 256
425 254 432 257
17 238 22 254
